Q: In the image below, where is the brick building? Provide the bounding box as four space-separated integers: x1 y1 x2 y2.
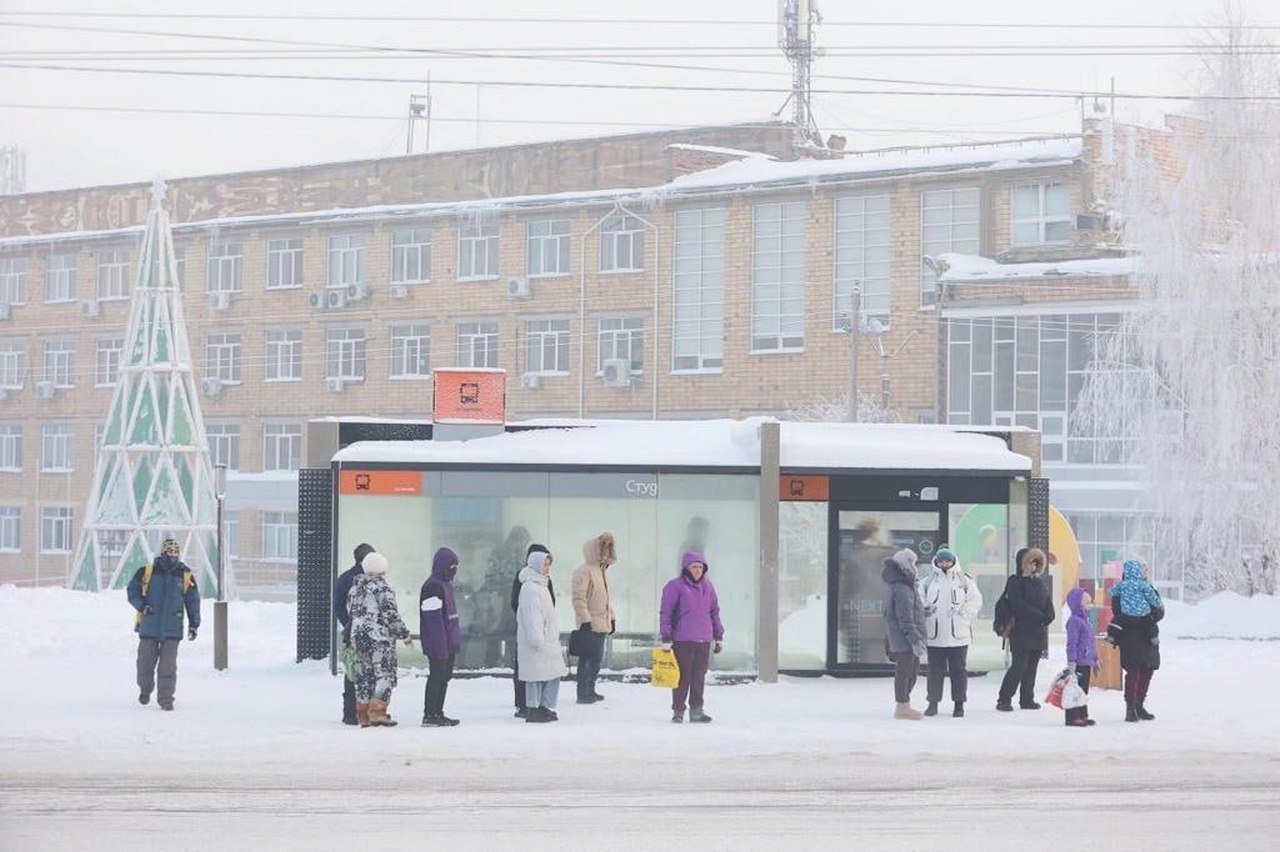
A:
0 117 1166 592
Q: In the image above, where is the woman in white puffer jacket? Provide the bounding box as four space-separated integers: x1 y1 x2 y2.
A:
919 547 983 718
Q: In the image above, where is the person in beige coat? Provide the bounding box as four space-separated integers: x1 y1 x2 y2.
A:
571 532 616 704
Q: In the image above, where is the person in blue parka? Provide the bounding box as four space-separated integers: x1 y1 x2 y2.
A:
127 538 201 711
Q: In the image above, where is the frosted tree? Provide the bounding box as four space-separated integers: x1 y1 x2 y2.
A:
1077 26 1280 596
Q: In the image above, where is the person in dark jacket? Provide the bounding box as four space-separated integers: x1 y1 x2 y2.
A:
420 546 462 727
1110 559 1164 722
510 542 556 717
126 538 201 711
996 547 1055 711
882 548 927 720
334 542 375 725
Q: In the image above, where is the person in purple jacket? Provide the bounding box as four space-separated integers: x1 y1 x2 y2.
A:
1064 585 1099 727
419 547 462 727
659 551 724 724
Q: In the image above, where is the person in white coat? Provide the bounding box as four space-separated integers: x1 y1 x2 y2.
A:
517 549 568 723
919 547 983 718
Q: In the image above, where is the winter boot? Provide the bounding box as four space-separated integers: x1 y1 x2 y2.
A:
356 702 371 727
421 715 448 727
672 712 684 724
689 708 713 723
1125 701 1139 722
1067 718 1091 727
1136 702 1155 721
367 699 398 727
525 707 553 723
138 691 150 706
924 701 938 717
894 702 923 720
996 700 1014 712
1020 700 1042 710
953 702 965 718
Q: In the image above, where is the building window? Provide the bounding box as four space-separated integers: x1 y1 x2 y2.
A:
96 248 129 300
41 423 73 472
391 228 432 284
0 506 20 552
325 328 366 380
525 319 570 374
40 506 73 554
266 237 304 289
224 511 240 560
206 239 244 293
0 342 23 389
206 423 240 472
327 234 365 288
834 195 891 322
265 329 302 382
598 317 645 374
0 424 21 471
672 208 726 373
751 201 806 352
95 337 124 387
457 218 500 280
599 215 645 273
1012 183 1072 246
0 256 27 305
262 510 298 561
1063 512 1153 578
93 423 105 462
45 253 76 303
526 220 570 278
205 333 242 384
263 423 301 472
921 187 980 308
172 244 187 286
44 339 75 388
101 528 129 559
390 324 431 379
456 321 499 368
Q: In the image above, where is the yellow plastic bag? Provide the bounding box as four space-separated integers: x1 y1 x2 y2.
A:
651 647 681 689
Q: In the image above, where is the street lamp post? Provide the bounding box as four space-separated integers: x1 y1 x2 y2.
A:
214 463 228 671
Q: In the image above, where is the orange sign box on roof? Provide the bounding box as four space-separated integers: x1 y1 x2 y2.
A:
432 368 507 424
339 469 423 496
779 475 830 502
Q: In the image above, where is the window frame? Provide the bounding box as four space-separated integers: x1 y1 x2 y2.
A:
920 186 980 309
526 219 571 278
389 323 431 380
833 194 891 324
0 423 22 471
204 332 242 384
43 339 75 388
1011 182 1072 246
261 510 299 562
326 233 366 289
0 342 24 389
456 218 501 281
266 237 305 290
264 328 302 382
44 253 77 303
391 227 433 285
40 422 73 472
325 327 366 381
599 215 646 274
0 256 28 305
455 321 500 369
524 318 571 375
671 207 727 374
95 337 124 387
262 422 302 472
750 200 807 354
0 505 20 552
39 506 73 554
206 422 241 472
597 316 645 375
206 238 244 293
96 247 130 301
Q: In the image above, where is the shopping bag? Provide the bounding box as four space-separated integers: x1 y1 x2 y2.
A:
1062 674 1088 710
340 644 361 684
650 647 681 689
1094 638 1122 690
1044 667 1072 709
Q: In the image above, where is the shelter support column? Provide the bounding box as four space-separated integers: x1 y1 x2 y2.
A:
757 421 781 683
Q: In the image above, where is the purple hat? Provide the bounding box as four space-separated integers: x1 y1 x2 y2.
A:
681 551 708 572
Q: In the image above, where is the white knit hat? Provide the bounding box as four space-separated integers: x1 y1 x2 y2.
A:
361 551 389 576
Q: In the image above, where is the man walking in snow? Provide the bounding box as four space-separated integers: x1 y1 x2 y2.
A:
127 538 201 711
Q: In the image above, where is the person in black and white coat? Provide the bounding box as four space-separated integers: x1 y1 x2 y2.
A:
919 547 982 718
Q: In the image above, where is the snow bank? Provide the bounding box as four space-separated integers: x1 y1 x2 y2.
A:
1166 591 1280 640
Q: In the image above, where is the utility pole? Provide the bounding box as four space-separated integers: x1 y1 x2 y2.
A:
844 284 862 422
776 0 823 149
213 463 228 671
406 91 431 154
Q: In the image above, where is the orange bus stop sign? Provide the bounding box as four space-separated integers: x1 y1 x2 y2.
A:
432 368 506 424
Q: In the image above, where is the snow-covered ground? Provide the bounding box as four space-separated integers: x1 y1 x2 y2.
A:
2 587 1279 851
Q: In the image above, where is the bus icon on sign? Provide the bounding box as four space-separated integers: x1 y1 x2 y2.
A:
354 473 372 491
789 479 805 497
459 382 480 405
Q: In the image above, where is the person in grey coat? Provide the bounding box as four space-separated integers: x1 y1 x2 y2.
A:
882 548 927 720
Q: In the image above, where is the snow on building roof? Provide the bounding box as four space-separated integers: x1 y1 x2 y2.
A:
933 252 1136 283
666 143 776 160
663 136 1084 193
331 419 1031 473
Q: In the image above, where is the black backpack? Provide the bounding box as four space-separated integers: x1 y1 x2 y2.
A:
992 589 1015 638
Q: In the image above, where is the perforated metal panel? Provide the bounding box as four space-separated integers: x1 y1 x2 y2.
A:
1028 477 1050 552
296 468 333 663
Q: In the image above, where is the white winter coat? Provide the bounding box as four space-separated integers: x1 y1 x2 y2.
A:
919 563 983 648
517 565 568 683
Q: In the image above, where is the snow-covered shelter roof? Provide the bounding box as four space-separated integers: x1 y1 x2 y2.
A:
933 252 1136 283
331 419 1031 474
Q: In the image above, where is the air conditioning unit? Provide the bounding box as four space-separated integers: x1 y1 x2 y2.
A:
520 372 541 390
325 289 348 310
201 376 223 397
389 283 409 299
209 290 233 311
601 359 632 388
326 376 346 393
1075 213 1100 232
81 299 100 319
345 283 372 302
308 292 327 311
507 277 531 299
0 302 10 321
35 380 56 400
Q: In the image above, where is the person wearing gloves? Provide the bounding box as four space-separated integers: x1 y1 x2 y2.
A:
659 551 725 724
517 548 568 723
1109 559 1164 722
882 548 927 720
919 547 983 718
420 547 463 727
996 547 1056 712
1064 586 1099 727
571 532 617 705
334 542 375 725
347 551 413 727
127 538 201 711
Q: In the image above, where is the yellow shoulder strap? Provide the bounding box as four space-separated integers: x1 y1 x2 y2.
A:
140 562 154 595
183 570 196 592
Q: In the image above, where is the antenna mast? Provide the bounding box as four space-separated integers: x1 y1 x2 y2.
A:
777 0 822 149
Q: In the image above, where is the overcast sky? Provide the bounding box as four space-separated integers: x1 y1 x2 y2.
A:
1 0 1271 193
